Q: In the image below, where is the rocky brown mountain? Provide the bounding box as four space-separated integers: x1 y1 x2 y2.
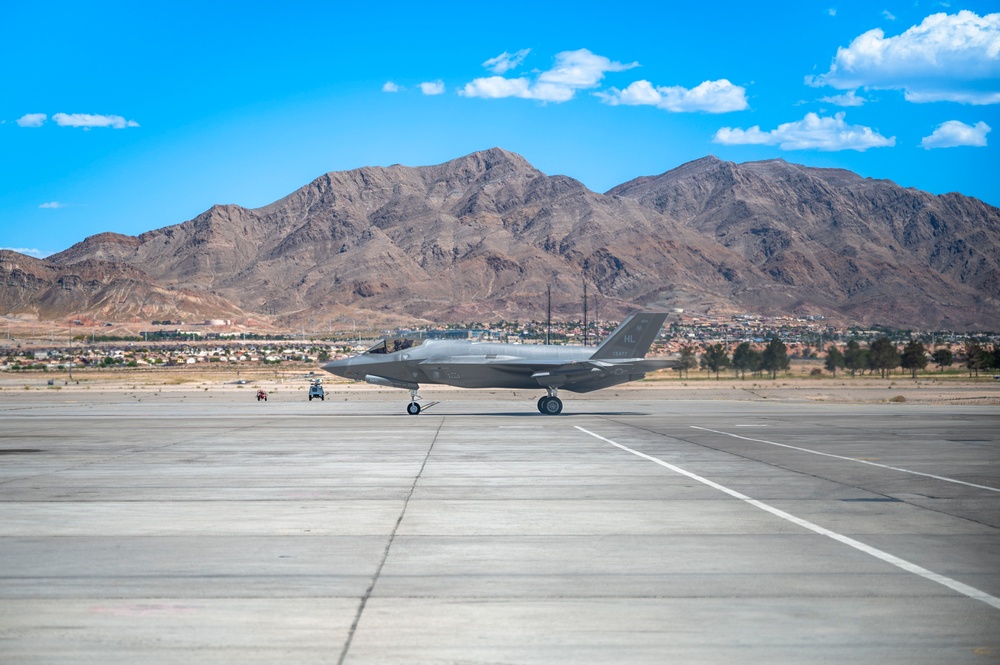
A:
0 248 245 323
3 148 998 330
608 156 1000 330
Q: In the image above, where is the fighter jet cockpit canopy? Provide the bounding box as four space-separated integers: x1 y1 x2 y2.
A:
365 338 426 355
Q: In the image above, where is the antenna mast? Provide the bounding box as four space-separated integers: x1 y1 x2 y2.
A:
594 292 598 340
546 284 551 346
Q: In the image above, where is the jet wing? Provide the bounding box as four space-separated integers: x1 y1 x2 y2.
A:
530 364 604 388
416 356 564 378
415 355 680 390
531 358 679 388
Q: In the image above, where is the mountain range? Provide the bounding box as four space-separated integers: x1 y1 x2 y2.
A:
2 148 998 330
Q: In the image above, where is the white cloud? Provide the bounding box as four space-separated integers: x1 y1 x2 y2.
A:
903 88 1000 104
612 80 661 105
524 81 578 103
807 10 1000 104
52 113 139 129
461 76 535 99
16 113 47 127
461 48 637 103
598 78 748 113
883 10 896 21
828 8 837 17
0 247 45 258
818 90 867 106
39 202 67 209
419 80 445 95
537 49 637 87
713 112 895 151
920 120 991 148
382 81 401 93
483 49 530 74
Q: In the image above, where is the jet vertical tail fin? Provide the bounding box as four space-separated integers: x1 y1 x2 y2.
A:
590 312 667 360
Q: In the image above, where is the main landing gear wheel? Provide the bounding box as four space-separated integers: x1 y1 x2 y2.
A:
538 396 563 415
407 402 421 415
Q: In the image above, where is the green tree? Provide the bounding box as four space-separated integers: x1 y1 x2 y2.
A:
868 336 900 378
732 342 754 380
676 345 698 379
900 339 928 378
931 347 953 372
699 343 731 379
843 340 866 377
760 337 790 379
824 345 845 377
963 340 989 377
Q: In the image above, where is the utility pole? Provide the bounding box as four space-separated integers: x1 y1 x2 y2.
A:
583 280 588 347
594 294 599 340
546 284 551 346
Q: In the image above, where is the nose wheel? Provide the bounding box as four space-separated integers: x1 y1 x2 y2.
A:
407 388 422 415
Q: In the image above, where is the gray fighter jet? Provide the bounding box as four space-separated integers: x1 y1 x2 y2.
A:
322 312 677 415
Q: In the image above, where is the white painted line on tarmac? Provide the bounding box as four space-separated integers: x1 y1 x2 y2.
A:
575 425 1000 612
691 425 1000 494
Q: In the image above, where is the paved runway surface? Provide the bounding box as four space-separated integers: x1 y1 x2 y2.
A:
1 390 998 663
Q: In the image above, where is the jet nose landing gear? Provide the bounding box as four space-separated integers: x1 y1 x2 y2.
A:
537 389 563 415
406 387 422 415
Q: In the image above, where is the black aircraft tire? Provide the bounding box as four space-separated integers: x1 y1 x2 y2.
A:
543 397 563 415
407 402 421 415
537 396 549 413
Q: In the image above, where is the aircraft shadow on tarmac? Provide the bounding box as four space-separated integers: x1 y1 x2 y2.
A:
321 410 651 417
439 411 648 417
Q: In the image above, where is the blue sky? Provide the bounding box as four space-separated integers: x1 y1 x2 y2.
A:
2 1 998 258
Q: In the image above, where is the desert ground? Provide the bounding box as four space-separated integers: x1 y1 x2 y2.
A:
1 367 998 663
2 364 997 406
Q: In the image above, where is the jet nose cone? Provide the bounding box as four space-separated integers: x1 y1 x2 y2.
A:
322 357 351 378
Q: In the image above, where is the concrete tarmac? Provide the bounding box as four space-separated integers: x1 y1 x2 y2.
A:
1 389 998 663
